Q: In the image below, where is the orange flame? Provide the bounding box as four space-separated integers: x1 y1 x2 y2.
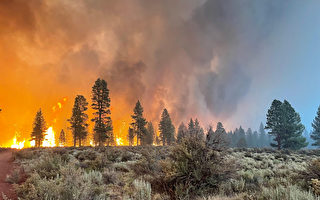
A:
116 137 124 146
10 136 25 149
42 127 56 147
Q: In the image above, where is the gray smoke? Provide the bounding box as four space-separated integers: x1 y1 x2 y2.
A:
0 0 292 127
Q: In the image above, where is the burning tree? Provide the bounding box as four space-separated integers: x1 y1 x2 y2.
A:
69 95 89 147
31 109 47 147
127 127 134 146
91 78 114 146
130 100 147 146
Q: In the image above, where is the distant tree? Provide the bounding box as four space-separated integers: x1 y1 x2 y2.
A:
188 118 195 136
194 119 205 140
31 109 47 147
59 129 66 147
311 106 320 148
91 78 114 146
177 122 188 144
130 100 147 146
159 108 175 145
252 131 259 148
206 122 228 150
127 127 134 146
145 122 155 145
68 95 89 147
258 122 267 147
237 137 247 148
246 128 254 148
265 99 307 150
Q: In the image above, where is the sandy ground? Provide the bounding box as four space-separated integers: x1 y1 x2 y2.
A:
0 150 17 200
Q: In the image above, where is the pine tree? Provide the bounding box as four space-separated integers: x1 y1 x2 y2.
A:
265 100 285 149
59 129 66 147
194 119 205 140
177 122 187 144
91 78 114 146
68 95 89 147
206 126 215 146
311 105 320 147
252 131 259 148
130 100 147 146
237 137 247 148
246 128 254 148
281 100 307 150
127 127 134 146
206 122 228 150
258 122 267 147
188 118 195 136
159 108 175 145
145 122 155 145
265 99 307 150
31 109 47 147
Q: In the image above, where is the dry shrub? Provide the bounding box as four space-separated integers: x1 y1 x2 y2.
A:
6 167 25 184
311 179 320 196
307 159 320 180
133 179 152 200
164 137 237 199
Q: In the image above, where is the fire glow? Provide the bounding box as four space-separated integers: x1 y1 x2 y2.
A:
42 127 56 147
10 135 25 149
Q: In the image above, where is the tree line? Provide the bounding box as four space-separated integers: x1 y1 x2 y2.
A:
29 78 320 149
31 78 114 147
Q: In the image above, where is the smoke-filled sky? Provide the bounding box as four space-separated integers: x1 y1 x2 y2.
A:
1 0 320 146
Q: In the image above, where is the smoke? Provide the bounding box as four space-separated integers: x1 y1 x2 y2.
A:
0 0 295 143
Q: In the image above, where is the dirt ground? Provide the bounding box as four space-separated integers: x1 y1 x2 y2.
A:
0 150 16 200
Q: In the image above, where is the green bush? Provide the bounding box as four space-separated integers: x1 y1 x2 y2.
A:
164 137 237 199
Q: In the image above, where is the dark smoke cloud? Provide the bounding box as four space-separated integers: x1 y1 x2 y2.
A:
0 0 294 138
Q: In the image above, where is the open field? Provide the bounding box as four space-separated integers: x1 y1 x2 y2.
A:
6 140 320 200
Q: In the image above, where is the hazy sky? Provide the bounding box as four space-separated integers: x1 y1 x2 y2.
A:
227 1 320 131
0 0 320 145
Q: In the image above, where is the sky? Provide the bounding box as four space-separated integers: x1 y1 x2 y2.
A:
0 0 320 146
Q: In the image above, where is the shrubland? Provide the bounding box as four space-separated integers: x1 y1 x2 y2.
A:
7 139 320 200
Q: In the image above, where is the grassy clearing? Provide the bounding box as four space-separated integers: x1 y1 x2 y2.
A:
9 141 320 200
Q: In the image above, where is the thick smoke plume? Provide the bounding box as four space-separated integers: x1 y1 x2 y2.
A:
0 0 292 143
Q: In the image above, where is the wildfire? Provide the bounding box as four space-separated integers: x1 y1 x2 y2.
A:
10 136 25 149
42 127 56 147
116 137 123 146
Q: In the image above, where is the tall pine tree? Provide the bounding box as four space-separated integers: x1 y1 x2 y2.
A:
311 105 320 147
145 122 155 145
68 95 89 147
159 108 175 145
130 100 147 146
31 109 47 147
91 78 114 146
265 99 307 150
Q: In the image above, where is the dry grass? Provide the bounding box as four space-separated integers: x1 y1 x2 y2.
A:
10 146 320 199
